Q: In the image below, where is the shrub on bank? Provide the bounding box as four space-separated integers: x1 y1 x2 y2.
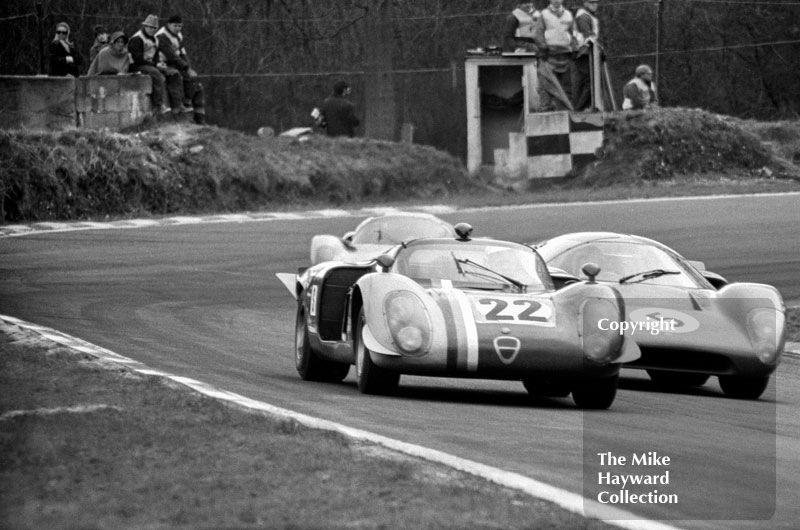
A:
3 110 799 223
574 108 800 186
0 125 473 223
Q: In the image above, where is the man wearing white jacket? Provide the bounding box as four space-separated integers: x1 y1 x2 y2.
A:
622 64 658 110
157 15 206 124
533 0 577 110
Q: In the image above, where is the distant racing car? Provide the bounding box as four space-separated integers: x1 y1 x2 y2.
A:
278 223 640 409
535 232 786 400
309 212 455 265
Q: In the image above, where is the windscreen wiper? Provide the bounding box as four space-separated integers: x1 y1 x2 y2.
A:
453 256 526 292
619 269 681 284
451 252 465 275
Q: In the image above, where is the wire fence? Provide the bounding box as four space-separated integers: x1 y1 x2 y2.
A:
1 0 798 155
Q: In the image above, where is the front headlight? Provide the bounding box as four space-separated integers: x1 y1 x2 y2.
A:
747 307 784 364
384 291 431 355
581 298 624 364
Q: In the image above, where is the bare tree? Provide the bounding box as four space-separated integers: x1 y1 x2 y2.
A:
2 0 798 154
362 0 396 140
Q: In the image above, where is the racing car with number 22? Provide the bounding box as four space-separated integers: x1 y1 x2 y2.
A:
277 223 640 409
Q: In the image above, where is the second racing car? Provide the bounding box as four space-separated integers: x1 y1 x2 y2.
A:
309 212 455 265
535 232 786 400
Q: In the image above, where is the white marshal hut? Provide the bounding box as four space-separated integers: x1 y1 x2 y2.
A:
465 49 610 188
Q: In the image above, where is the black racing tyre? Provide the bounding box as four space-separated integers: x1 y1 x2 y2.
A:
326 360 351 382
718 375 770 400
647 370 710 388
295 302 349 383
571 375 619 410
522 379 571 398
354 308 400 395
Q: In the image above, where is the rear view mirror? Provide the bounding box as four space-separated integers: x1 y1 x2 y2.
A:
342 231 356 248
548 267 580 289
581 262 601 283
375 254 395 270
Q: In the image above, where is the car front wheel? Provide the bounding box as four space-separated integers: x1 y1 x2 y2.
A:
295 303 349 382
718 375 770 400
354 309 400 395
571 375 619 410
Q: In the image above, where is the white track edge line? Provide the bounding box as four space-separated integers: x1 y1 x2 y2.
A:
3 191 799 238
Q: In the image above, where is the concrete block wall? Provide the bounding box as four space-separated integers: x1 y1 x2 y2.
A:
0 76 76 130
0 75 153 131
76 75 152 130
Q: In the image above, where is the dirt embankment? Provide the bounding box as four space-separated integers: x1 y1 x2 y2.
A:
0 126 474 223
2 108 799 223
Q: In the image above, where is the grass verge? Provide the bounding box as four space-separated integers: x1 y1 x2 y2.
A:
2 311 796 529
0 327 614 530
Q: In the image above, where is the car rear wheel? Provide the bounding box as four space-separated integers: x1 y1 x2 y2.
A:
647 370 710 388
354 309 400 395
718 375 770 400
295 303 349 382
522 379 571 398
571 375 619 409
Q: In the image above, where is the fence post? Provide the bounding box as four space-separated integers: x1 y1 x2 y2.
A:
36 1 45 74
363 0 396 141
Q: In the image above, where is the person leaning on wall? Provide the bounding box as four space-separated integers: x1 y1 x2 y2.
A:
49 22 83 77
156 15 207 125
533 0 578 110
572 0 601 111
128 14 185 118
87 31 131 76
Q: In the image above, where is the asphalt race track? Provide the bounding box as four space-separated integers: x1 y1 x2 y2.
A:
2 193 799 530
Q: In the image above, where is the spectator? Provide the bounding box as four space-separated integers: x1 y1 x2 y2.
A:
128 14 184 118
533 0 577 110
503 1 541 53
89 25 110 63
572 0 601 111
319 80 360 138
622 64 658 110
87 32 131 76
156 15 206 124
48 22 83 77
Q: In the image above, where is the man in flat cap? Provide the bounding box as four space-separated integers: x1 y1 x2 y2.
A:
129 14 185 117
157 15 207 124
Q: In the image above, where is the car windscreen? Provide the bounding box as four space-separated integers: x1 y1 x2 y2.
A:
546 241 703 288
393 243 552 290
350 217 453 245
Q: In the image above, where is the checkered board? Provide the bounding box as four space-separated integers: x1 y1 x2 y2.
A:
518 111 604 178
